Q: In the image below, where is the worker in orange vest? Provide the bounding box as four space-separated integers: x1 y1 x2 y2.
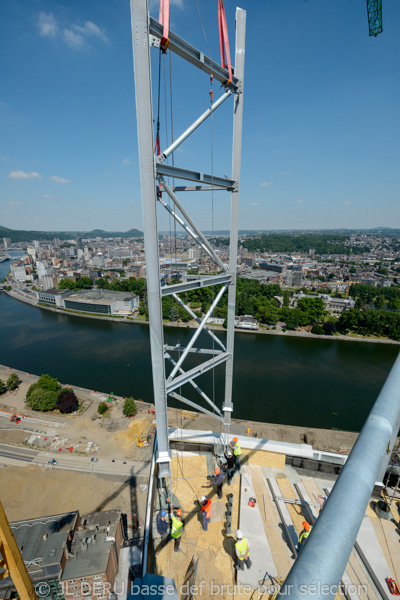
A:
200 495 212 532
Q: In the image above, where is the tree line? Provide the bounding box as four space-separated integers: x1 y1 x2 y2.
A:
211 233 370 255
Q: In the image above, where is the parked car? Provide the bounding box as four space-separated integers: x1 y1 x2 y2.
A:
90 457 98 463
48 459 58 465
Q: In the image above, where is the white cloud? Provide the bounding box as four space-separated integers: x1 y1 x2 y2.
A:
9 170 41 179
122 158 132 165
43 194 56 199
0 156 8 160
64 21 108 48
38 12 58 38
63 29 85 48
75 21 108 42
7 201 21 206
343 201 351 205
296 199 303 204
38 11 107 49
261 181 273 187
250 202 258 207
50 175 70 184
129 200 136 204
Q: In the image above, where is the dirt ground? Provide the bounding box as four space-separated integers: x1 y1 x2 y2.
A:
0 464 136 525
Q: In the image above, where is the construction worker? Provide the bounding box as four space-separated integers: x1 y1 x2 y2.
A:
235 529 252 570
200 495 212 532
208 467 224 499
156 509 169 546
170 507 183 552
296 521 312 552
229 437 242 472
224 450 235 486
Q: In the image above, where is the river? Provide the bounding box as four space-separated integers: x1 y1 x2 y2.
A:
0 259 398 432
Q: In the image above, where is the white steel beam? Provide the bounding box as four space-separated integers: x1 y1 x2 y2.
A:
223 9 246 428
169 392 224 421
167 284 228 382
165 353 222 415
149 17 238 89
161 180 227 271
172 293 226 352
130 0 170 479
161 275 231 296
166 352 230 393
161 90 233 161
156 163 235 189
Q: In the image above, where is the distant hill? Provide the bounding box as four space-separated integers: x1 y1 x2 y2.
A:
0 226 143 243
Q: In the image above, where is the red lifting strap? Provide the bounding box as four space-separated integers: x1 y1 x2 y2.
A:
159 0 170 52
218 0 232 85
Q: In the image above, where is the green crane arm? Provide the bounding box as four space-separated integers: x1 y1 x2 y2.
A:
366 0 383 36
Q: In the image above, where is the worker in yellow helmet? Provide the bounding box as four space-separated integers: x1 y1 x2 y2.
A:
170 507 184 553
296 521 312 552
235 529 252 570
229 437 242 473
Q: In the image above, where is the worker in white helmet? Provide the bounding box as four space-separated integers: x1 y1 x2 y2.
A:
235 529 252 570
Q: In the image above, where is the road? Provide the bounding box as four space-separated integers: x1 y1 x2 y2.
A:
0 442 150 478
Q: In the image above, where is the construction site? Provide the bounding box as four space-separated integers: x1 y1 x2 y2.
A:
1 1 400 600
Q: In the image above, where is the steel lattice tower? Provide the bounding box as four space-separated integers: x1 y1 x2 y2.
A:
130 0 245 479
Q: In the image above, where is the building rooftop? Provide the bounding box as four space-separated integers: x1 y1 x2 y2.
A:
0 511 79 588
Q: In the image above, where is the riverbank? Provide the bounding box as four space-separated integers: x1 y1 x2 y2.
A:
0 363 359 454
6 288 400 345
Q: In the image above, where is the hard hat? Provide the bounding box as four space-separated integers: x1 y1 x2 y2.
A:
215 467 221 474
233 437 238 443
176 508 183 517
160 510 166 517
227 451 233 457
302 521 311 531
200 495 207 503
235 529 243 539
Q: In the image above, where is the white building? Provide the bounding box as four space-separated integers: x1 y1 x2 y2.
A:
11 265 27 282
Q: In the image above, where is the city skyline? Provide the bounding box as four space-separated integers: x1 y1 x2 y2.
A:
1 0 399 232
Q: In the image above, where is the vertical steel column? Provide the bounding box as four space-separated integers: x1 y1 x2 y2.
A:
130 0 171 478
223 8 246 428
278 352 400 600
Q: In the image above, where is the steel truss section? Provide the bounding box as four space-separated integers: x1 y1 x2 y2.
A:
149 17 239 89
130 0 245 479
161 275 231 296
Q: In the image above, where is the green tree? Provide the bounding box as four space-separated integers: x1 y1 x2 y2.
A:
75 277 93 289
283 290 290 307
26 382 40 400
57 389 79 413
374 295 385 310
297 297 326 322
311 324 324 335
0 380 6 394
6 373 19 391
58 278 77 290
98 402 108 416
27 388 58 411
123 397 138 417
388 298 400 311
323 321 336 335
37 374 61 392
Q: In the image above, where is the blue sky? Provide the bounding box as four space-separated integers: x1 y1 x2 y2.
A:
1 0 399 233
